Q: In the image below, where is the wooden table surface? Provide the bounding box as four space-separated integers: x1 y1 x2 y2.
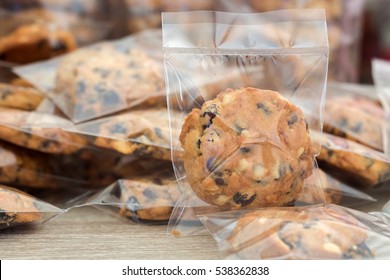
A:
1 185 389 260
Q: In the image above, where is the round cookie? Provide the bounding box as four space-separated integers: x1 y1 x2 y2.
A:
180 87 313 209
0 185 42 228
228 206 373 259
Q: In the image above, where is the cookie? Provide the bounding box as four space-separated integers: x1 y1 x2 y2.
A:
0 185 42 229
324 95 385 151
118 168 181 223
227 205 373 259
180 87 313 209
0 23 77 64
0 83 44 110
75 108 174 161
314 132 390 187
0 108 88 154
54 44 165 122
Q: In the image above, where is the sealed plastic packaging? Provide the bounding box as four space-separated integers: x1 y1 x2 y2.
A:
82 167 181 224
126 0 215 33
323 82 387 152
372 59 390 157
218 0 365 82
15 29 165 123
313 131 390 188
0 184 62 230
199 204 390 259
303 168 375 206
163 10 329 235
67 108 177 161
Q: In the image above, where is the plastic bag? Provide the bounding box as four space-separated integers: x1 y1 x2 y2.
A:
15 29 166 123
217 0 365 82
303 168 376 206
126 0 215 33
0 184 63 230
313 131 390 188
82 167 181 224
163 10 329 235
372 59 390 157
323 82 386 152
67 108 178 161
199 204 390 259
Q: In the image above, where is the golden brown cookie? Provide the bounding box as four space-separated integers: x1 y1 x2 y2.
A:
0 185 42 228
180 87 313 209
54 44 165 122
314 132 390 187
324 95 385 151
118 169 181 223
227 205 373 259
75 108 174 161
0 83 44 110
0 23 77 64
0 108 87 154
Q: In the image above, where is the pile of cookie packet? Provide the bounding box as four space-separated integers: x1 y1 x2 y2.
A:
1 1 390 259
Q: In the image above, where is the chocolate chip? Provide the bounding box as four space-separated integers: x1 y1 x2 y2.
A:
152 178 163 185
200 104 219 127
288 114 298 127
102 90 120 105
327 149 334 157
351 122 363 133
240 147 250 153
109 123 127 134
40 140 52 149
214 178 225 185
338 117 348 128
154 127 162 138
196 139 201 149
143 189 157 200
233 193 256 206
77 81 86 95
214 171 222 177
256 103 271 115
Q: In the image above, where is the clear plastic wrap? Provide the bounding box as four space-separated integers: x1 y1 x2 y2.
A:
217 0 365 82
163 10 329 235
199 204 390 259
82 167 182 224
15 29 165 123
323 82 386 152
384 200 390 214
313 131 390 188
372 59 390 157
0 184 63 230
125 0 215 33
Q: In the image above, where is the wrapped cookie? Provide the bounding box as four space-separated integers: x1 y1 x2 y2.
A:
323 82 387 152
0 184 62 230
163 10 329 235
300 168 375 207
67 108 178 161
313 131 390 188
15 29 165 123
199 204 390 259
373 59 390 157
84 167 181 224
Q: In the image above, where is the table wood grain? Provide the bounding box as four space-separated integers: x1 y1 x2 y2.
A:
1 184 389 260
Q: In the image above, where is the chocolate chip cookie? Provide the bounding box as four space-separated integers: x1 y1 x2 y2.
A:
54 44 165 122
227 205 374 259
118 169 181 223
180 87 313 209
0 185 42 229
75 108 173 161
314 131 390 187
0 83 44 110
0 23 77 64
324 95 385 151
0 108 87 154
